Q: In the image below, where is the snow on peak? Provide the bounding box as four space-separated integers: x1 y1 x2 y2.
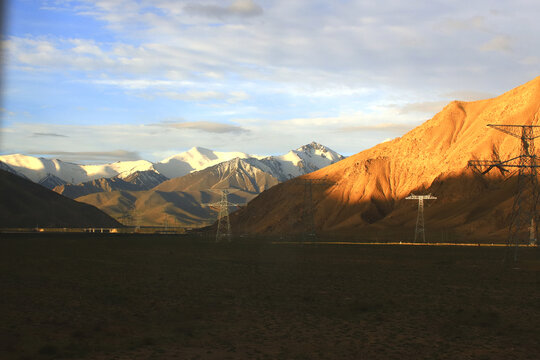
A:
295 142 344 162
0 143 344 186
83 160 156 179
155 148 253 179
0 154 88 183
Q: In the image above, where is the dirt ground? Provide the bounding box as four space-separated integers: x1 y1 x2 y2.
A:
1 233 539 359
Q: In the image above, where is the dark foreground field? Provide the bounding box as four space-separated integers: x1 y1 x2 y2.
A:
1 234 539 360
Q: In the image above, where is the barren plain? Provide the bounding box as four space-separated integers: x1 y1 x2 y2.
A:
1 234 539 359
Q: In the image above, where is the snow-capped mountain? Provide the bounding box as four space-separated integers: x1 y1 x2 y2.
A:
0 154 156 184
83 160 156 180
153 147 254 179
0 155 89 183
247 142 345 181
0 142 344 187
122 170 169 189
73 143 345 227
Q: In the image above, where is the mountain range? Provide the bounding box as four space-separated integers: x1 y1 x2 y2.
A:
1 142 344 227
74 143 344 227
230 76 540 242
0 142 343 188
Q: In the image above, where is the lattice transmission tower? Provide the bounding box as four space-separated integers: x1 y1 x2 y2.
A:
292 178 334 239
204 189 243 242
468 122 540 258
406 193 437 243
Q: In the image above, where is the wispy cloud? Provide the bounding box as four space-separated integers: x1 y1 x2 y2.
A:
480 35 512 53
1 108 16 117
28 150 141 162
90 79 186 90
3 0 540 160
443 90 495 101
160 90 249 103
184 0 263 18
393 101 449 115
32 132 68 138
156 121 249 134
339 123 417 133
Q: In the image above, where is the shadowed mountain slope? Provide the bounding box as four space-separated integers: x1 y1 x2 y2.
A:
0 169 121 228
230 76 540 241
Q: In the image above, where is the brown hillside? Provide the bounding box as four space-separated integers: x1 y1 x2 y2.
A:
231 76 540 240
76 158 276 227
0 169 121 228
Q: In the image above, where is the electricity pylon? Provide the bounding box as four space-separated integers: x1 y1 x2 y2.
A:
292 178 334 239
204 189 243 242
468 122 540 259
406 193 437 243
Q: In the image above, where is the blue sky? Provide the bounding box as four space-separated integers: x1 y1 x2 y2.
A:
1 0 539 163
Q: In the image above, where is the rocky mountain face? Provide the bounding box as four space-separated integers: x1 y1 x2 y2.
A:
155 158 279 194
77 158 276 227
54 170 169 199
53 177 144 199
0 169 121 228
122 170 169 189
230 76 540 241
38 174 68 189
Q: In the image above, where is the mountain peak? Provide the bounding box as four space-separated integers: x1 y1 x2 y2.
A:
297 141 329 152
295 142 345 162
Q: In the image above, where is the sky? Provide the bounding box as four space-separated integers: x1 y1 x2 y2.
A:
1 0 539 164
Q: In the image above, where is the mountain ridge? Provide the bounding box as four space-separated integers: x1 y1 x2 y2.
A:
1 142 343 186
230 76 540 240
66 142 344 227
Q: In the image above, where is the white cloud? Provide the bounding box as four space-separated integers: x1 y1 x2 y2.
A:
443 90 495 101
90 79 185 89
480 35 512 53
160 90 249 103
339 123 417 133
5 1 539 99
2 110 416 161
184 0 263 18
28 150 141 162
4 0 540 159
32 132 69 138
394 101 449 115
519 56 540 66
1 108 16 117
154 121 249 133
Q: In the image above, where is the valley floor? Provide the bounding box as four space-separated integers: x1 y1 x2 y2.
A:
1 234 539 359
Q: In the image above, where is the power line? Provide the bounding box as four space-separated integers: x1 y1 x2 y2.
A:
405 193 437 243
203 189 244 242
468 121 540 260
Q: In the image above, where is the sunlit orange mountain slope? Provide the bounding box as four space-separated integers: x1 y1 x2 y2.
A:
231 76 540 241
